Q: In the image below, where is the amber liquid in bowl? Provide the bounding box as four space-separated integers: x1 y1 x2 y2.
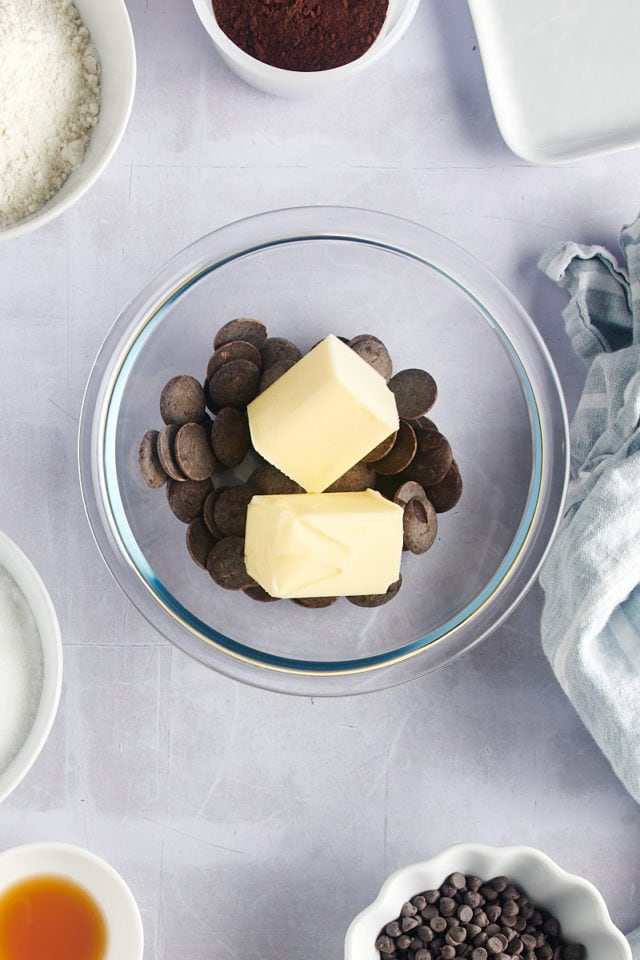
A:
0 874 107 960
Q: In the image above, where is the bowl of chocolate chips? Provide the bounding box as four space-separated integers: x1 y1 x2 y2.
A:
78 206 568 695
345 843 631 960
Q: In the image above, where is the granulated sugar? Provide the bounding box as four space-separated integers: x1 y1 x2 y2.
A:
0 566 43 774
0 0 100 226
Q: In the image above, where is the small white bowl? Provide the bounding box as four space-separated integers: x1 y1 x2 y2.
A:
0 531 62 804
0 842 143 959
192 0 420 97
0 0 136 241
345 843 631 960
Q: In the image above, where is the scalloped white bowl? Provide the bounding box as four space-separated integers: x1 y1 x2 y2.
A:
345 844 631 960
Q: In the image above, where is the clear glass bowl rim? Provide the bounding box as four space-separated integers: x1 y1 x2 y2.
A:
78 206 569 696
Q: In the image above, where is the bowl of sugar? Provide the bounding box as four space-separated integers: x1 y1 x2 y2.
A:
0 532 62 804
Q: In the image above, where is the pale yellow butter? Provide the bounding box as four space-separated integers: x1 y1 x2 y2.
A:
247 334 399 492
245 490 403 599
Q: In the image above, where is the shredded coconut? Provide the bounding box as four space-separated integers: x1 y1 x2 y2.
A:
0 0 101 226
0 566 44 774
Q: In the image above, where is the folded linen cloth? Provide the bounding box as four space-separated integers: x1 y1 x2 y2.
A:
538 219 640 954
538 216 640 803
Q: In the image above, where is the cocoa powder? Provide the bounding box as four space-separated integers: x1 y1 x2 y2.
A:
212 0 389 72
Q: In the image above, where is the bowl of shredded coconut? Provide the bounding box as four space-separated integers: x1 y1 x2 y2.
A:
0 531 62 804
0 0 136 240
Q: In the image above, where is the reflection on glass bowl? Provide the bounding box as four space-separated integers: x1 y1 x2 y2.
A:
78 206 568 695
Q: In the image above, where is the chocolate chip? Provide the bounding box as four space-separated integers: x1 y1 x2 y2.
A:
562 946 585 960
203 488 226 539
208 358 261 408
449 873 467 890
348 333 393 380
411 415 439 434
347 576 402 607
388 367 438 419
489 878 509 893
186 517 217 568
447 925 466 944
425 459 463 512
174 422 218 481
325 461 376 493
439 898 457 917
373 420 418 475
259 360 293 393
375 935 395 955
243 583 280 603
157 424 187 482
206 339 263 379
292 596 338 608
213 317 268 351
248 464 304 495
138 429 167 488
362 431 397 464
400 427 453 487
393 479 426 507
166 477 212 523
403 495 438 554
160 375 206 426
502 900 519 918
261 337 302 369
211 407 251 468
206 536 254 590
213 485 254 537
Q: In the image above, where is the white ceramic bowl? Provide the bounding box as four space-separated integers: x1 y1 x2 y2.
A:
192 0 420 96
0 0 136 241
0 842 143 959
345 843 631 960
0 531 62 804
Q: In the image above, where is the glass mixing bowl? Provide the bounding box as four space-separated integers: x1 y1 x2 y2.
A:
78 207 568 695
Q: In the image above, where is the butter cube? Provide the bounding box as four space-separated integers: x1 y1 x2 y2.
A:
245 490 403 599
247 334 399 492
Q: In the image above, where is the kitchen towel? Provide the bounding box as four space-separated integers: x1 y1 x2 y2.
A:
538 217 640 953
538 215 640 803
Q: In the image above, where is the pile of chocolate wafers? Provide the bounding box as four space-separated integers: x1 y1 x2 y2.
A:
139 318 462 608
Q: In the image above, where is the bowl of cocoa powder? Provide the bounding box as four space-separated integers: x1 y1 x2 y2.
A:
192 0 421 97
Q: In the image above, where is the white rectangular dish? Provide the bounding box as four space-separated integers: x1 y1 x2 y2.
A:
467 0 640 163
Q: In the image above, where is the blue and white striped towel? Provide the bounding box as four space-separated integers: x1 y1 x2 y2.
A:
539 217 640 957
